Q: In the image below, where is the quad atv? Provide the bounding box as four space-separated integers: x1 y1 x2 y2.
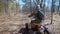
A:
25 22 50 34
24 10 50 34
18 10 50 34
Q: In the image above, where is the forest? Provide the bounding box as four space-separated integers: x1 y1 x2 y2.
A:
0 0 60 34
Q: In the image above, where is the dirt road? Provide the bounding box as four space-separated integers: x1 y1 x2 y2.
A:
0 13 60 34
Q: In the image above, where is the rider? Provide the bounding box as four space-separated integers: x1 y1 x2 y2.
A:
29 5 44 31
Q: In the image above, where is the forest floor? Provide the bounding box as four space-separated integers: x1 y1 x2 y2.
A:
0 12 60 34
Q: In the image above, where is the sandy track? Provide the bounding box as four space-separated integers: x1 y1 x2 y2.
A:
0 13 60 34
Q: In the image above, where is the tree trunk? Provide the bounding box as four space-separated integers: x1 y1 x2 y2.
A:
59 0 60 15
51 0 55 24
